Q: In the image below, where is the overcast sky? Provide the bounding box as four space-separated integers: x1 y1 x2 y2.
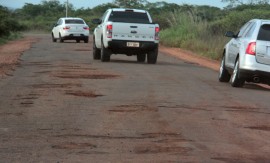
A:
0 0 228 9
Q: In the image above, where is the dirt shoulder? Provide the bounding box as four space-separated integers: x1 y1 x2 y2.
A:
0 36 38 77
159 45 220 71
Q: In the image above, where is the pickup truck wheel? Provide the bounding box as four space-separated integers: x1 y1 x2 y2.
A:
59 33 64 43
76 39 80 43
52 33 57 42
84 38 89 43
93 38 101 60
147 47 158 64
230 59 245 87
101 41 111 62
219 55 231 82
137 54 146 62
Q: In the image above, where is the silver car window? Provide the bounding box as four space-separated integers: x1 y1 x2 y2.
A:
257 24 270 41
238 22 251 38
244 22 256 38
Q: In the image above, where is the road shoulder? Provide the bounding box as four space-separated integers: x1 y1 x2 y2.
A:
0 36 38 77
159 45 220 71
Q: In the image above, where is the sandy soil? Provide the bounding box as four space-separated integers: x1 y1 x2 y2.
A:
0 37 38 77
159 45 220 71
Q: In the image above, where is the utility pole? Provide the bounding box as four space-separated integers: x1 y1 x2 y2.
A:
66 0 68 17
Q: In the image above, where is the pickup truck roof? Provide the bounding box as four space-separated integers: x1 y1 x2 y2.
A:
111 8 147 13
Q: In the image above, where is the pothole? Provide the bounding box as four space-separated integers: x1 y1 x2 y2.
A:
134 145 192 154
52 142 97 149
109 104 158 113
0 112 24 116
54 73 120 79
31 83 82 89
245 126 270 131
65 90 103 98
75 48 91 51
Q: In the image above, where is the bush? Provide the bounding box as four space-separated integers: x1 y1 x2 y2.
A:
211 8 270 34
160 10 226 60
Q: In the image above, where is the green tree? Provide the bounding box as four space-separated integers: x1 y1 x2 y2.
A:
0 5 24 37
113 0 148 8
222 0 269 8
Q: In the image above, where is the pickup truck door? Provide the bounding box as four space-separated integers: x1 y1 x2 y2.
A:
95 24 103 48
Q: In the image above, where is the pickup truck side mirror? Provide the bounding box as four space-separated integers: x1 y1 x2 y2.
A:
92 19 102 25
225 31 237 38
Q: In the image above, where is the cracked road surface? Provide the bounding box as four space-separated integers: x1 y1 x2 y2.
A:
1 34 270 162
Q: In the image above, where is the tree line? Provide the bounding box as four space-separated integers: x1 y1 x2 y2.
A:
1 0 270 51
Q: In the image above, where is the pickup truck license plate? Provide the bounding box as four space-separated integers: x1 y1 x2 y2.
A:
127 42 139 47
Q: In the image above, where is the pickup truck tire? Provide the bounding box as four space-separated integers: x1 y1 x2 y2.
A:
101 40 111 62
137 54 146 62
147 47 158 64
93 38 101 60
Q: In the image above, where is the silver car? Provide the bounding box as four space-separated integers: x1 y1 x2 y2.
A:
219 19 270 87
52 17 89 43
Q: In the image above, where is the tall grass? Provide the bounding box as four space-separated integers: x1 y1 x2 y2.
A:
0 32 22 45
160 10 228 60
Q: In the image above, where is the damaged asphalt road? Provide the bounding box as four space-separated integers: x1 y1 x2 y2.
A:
1 34 270 162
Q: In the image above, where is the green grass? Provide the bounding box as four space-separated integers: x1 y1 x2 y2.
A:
0 32 23 45
160 11 229 60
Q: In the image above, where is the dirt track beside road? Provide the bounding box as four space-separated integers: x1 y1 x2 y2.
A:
0 36 38 77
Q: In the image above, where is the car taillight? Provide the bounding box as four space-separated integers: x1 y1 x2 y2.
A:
155 27 159 40
63 26 70 30
246 42 256 55
106 24 112 38
83 26 89 30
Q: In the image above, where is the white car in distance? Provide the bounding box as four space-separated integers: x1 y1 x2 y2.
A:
52 17 89 43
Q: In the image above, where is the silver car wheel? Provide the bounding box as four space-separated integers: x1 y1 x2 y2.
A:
231 60 238 83
230 59 245 87
219 58 224 79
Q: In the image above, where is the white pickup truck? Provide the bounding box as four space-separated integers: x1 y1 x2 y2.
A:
92 8 159 64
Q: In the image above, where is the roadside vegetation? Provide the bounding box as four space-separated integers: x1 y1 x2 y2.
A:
0 6 25 44
1 0 270 59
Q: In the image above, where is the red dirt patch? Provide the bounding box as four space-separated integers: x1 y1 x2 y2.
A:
159 45 220 71
0 37 38 77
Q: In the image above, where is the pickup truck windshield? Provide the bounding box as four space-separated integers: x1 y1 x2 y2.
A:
108 11 150 24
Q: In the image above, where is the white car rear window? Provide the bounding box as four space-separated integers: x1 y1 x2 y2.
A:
65 19 84 24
